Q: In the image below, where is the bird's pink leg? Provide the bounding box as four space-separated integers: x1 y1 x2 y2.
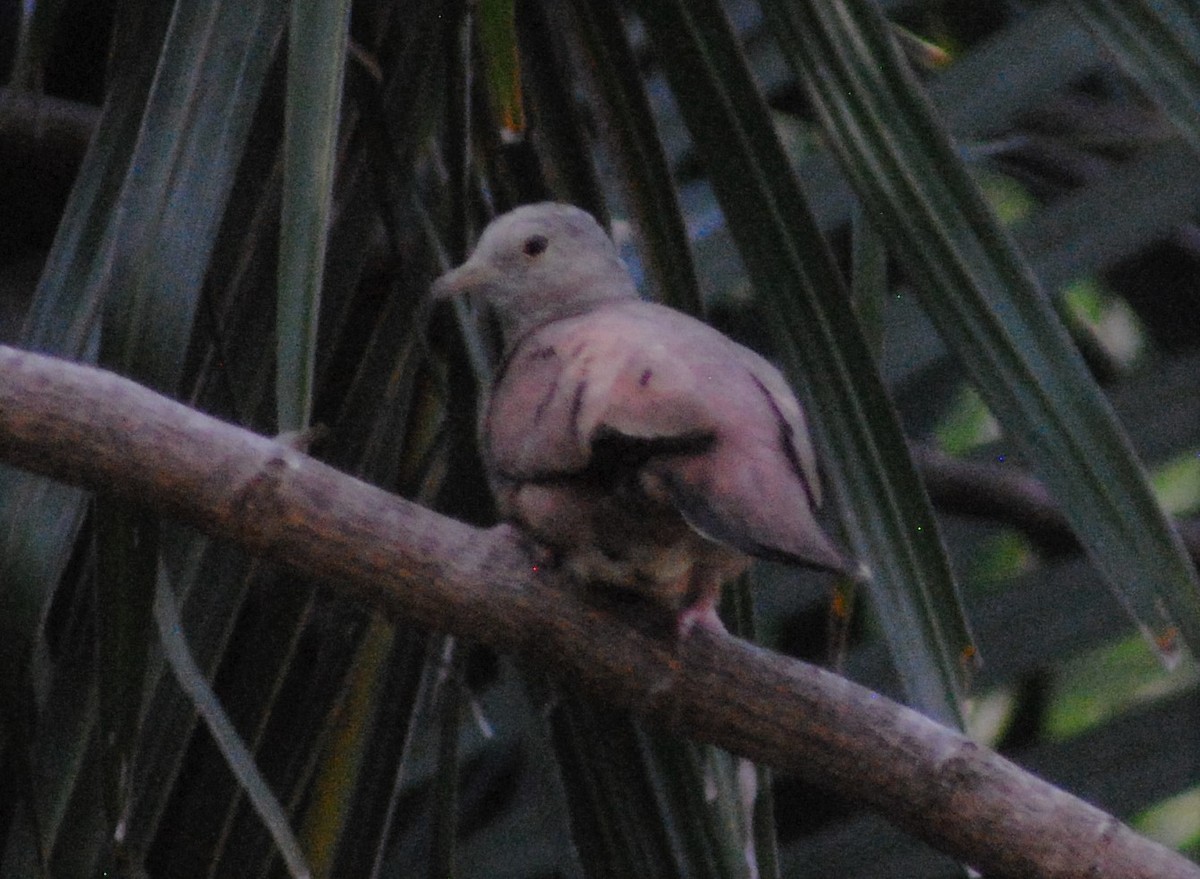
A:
676 592 727 639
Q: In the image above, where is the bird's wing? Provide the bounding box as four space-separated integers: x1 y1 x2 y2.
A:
483 302 846 571
483 303 718 480
650 370 847 572
733 346 824 508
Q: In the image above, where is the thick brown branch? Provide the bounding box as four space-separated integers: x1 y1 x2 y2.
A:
0 344 1195 879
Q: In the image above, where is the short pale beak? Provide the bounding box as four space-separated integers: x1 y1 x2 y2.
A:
429 271 461 301
429 261 491 301
422 261 496 358
422 263 475 339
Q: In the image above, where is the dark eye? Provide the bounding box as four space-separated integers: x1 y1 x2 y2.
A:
522 234 548 257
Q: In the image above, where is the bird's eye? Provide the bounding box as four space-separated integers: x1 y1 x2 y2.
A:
522 234 549 257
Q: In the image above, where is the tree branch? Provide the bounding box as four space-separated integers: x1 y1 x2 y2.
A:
0 344 1195 879
913 443 1200 562
0 87 98 182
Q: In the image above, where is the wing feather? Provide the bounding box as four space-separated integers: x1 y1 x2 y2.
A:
482 301 845 571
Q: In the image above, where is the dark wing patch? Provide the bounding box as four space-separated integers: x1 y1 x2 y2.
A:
749 373 821 511
589 427 716 482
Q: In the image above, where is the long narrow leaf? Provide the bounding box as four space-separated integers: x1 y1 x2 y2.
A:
0 1 289 871
0 1 174 738
93 500 158 830
297 615 395 877
557 0 705 314
478 0 525 138
278 0 352 431
547 698 687 877
154 573 312 879
94 4 285 848
761 0 1200 662
99 0 287 389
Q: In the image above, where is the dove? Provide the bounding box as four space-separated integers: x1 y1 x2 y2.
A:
432 202 849 635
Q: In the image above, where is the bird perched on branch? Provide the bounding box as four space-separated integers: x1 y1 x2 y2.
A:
432 202 850 635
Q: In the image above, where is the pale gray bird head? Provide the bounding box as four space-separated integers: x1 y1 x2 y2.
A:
431 203 639 354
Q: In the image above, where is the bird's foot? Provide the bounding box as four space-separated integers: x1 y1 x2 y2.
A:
641 599 728 718
273 423 329 452
491 522 559 576
675 601 727 640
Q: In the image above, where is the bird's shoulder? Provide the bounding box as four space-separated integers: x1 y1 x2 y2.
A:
504 300 768 398
516 300 720 357
484 301 813 488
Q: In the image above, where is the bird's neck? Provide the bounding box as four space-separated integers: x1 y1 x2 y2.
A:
499 276 637 355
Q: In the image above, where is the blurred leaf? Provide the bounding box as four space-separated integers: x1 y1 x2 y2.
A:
850 201 888 359
558 0 704 314
1020 140 1200 292
430 638 464 879
1046 634 1198 739
1152 452 1200 518
278 0 352 431
935 387 1003 456
762 0 1200 664
630 0 973 724
1065 0 1200 154
891 24 951 71
8 0 70 91
977 171 1036 227
962 532 1036 590
1134 787 1200 855
1060 278 1146 373
930 3 1102 138
478 0 525 138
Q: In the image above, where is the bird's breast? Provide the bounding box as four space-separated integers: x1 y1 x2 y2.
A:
494 468 746 611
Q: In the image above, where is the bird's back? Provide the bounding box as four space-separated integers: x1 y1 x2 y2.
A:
483 299 847 586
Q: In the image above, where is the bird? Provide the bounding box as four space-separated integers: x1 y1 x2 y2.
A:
432 202 850 636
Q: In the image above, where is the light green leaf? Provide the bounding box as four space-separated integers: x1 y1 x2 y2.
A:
477 0 525 137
